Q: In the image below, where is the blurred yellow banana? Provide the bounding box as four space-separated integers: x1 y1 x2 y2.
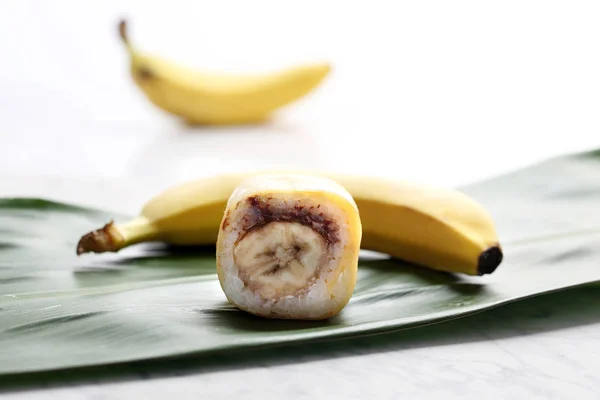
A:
77 171 503 276
118 19 331 125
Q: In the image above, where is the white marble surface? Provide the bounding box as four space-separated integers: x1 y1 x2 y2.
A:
2 0 600 398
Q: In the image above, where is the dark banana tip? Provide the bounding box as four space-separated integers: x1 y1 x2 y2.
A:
118 18 129 44
477 246 503 275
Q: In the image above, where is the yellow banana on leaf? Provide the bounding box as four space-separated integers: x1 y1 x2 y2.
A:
77 171 503 277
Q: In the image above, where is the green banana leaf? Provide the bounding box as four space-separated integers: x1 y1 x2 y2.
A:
1 148 600 379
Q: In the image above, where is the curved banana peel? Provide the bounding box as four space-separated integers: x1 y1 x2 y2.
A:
118 19 331 125
77 170 503 277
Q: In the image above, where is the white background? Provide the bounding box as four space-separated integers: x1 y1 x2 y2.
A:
2 1 600 204
1 1 600 398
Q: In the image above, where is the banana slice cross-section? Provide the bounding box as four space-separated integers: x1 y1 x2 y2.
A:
216 173 362 320
233 222 329 299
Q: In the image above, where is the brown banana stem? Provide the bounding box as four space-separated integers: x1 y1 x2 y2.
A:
76 221 124 255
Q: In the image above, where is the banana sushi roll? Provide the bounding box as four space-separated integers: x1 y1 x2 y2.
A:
216 173 362 320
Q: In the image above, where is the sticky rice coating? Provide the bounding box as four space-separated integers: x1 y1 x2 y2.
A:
217 193 355 320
